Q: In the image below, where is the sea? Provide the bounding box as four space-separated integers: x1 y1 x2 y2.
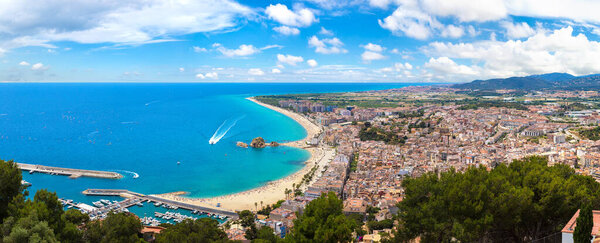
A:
0 83 422 219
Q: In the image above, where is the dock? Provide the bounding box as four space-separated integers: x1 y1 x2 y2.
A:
83 189 145 197
145 195 239 219
17 163 123 179
81 189 238 219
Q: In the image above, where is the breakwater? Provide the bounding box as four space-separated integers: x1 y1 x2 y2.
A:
17 163 123 179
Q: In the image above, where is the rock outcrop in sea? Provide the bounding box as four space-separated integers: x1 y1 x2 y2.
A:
250 137 266 148
270 141 279 147
236 141 248 148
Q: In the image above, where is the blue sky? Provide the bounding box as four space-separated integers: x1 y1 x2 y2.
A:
2 0 600 83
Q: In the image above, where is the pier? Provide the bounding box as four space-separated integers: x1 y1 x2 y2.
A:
17 163 123 179
81 189 239 219
145 195 238 219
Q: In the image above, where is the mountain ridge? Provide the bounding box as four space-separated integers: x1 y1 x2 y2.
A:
452 72 600 90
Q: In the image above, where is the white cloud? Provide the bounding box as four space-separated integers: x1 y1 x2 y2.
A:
378 4 441 40
0 0 254 49
362 51 387 62
179 67 185 72
304 0 362 10
440 24 464 38
31 63 46 70
205 72 218 79
378 0 600 30
395 62 413 70
425 57 478 75
425 26 600 79
19 61 30 66
260 45 283 51
378 0 600 40
272 68 282 73
213 43 259 57
277 54 304 66
419 0 507 22
308 35 347 54
273 26 300 35
500 21 537 39
307 59 318 67
369 0 394 9
319 27 333 36
466 25 479 37
193 46 207 53
265 4 317 27
248 68 265 75
196 72 218 79
363 43 384 52
391 48 400 54
361 43 386 63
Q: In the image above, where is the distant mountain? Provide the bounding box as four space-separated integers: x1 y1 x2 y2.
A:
452 72 600 91
452 76 551 90
528 72 575 82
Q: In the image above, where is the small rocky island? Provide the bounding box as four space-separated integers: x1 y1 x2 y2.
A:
250 137 266 148
236 137 279 148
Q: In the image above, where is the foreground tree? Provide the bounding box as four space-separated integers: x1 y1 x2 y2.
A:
84 212 143 243
395 156 600 242
574 204 593 243
1 213 58 243
0 159 23 222
155 218 228 243
286 192 355 242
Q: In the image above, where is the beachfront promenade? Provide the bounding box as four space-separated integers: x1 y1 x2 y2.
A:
82 189 239 219
17 163 123 179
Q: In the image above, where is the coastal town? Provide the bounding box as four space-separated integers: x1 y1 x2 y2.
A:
214 86 600 241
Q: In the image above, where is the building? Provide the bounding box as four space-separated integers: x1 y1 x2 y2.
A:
141 226 165 242
561 209 600 242
343 198 367 215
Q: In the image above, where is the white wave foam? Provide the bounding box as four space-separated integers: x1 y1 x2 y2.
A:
208 116 244 144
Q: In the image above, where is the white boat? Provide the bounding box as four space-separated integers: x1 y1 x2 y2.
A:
21 180 32 187
154 202 162 207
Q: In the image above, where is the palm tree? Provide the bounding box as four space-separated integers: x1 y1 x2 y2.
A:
260 201 263 209
254 202 257 211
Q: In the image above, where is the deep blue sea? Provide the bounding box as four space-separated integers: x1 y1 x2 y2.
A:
0 83 421 207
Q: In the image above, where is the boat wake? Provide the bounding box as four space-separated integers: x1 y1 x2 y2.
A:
208 116 245 144
145 100 159 106
112 170 140 179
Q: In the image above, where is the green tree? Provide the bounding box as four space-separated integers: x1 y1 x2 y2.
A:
255 226 281 243
394 156 600 242
155 218 227 243
245 224 258 240
574 204 593 243
1 213 58 243
83 212 143 243
238 210 255 228
286 192 355 242
65 208 89 225
0 159 23 222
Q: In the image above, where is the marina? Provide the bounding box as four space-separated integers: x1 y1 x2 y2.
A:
17 163 123 179
59 189 237 225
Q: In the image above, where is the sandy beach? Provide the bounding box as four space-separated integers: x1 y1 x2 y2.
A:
152 97 335 212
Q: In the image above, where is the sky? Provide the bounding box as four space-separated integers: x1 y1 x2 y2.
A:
2 0 600 83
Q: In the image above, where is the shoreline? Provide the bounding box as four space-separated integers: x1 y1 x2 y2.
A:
152 97 333 212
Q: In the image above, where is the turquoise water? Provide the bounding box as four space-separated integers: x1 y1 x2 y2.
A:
0 83 420 208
